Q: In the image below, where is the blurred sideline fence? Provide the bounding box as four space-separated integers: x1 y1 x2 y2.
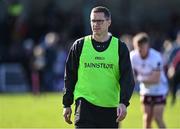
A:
0 63 29 92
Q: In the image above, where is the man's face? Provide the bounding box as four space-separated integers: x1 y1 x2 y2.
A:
137 43 149 59
90 12 111 36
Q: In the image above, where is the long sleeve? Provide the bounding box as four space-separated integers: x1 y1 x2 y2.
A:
119 42 135 107
62 38 84 107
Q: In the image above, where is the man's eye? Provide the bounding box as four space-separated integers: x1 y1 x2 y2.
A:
91 20 105 23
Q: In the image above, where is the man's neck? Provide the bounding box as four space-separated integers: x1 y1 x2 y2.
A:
92 32 111 42
141 50 149 59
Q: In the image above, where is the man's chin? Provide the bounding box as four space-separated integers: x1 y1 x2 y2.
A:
141 54 148 59
93 31 101 35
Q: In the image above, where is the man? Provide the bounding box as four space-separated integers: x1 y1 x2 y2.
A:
168 49 180 104
63 6 135 128
130 32 168 129
167 30 180 104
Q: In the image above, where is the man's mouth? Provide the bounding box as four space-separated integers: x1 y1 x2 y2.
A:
93 28 100 31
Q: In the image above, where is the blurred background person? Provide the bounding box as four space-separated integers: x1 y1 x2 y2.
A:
162 38 173 73
31 45 45 93
166 31 180 104
120 34 133 52
130 32 169 129
167 49 180 104
167 30 180 68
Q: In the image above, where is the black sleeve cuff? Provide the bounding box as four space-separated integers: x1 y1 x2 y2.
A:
63 105 71 108
120 101 130 107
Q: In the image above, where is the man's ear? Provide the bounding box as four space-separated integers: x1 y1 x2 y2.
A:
108 19 111 27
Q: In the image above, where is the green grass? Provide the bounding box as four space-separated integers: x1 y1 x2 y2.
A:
0 92 179 128
122 93 180 128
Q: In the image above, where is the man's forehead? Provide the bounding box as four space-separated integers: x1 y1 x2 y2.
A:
90 12 105 19
91 12 105 16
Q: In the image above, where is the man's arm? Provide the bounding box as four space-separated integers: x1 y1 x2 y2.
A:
137 55 162 85
116 41 135 122
62 38 84 124
137 70 161 84
63 38 84 107
119 41 135 107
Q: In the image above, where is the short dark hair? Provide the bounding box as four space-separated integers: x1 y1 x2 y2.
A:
91 6 111 19
133 32 149 46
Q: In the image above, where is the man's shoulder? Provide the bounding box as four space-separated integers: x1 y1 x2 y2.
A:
74 37 85 44
130 50 139 59
72 37 86 48
150 48 160 54
69 37 85 52
130 50 141 62
111 35 122 43
116 37 128 49
130 50 141 66
149 48 161 59
74 35 92 44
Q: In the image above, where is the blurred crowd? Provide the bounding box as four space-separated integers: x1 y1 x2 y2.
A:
120 32 180 104
0 0 179 99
